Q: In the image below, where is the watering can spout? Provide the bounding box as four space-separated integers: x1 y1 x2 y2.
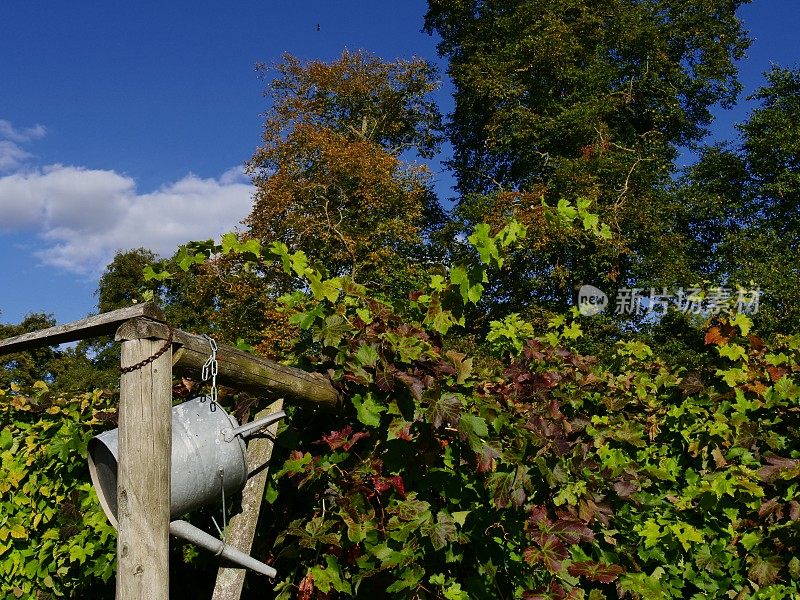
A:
169 520 277 578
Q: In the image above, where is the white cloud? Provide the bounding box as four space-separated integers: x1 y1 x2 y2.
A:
0 164 254 274
0 120 46 144
0 141 33 172
0 118 255 274
0 119 46 173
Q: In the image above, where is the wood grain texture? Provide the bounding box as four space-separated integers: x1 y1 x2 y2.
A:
116 338 172 600
0 303 165 355
212 399 283 600
116 317 340 411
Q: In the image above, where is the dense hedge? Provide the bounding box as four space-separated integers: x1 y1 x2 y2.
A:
254 246 800 599
2 222 799 598
0 385 116 598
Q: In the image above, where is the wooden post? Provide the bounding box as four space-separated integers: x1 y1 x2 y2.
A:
212 399 284 600
117 337 173 599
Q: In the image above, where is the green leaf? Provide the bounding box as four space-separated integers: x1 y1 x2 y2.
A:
422 511 458 551
355 344 379 368
452 511 471 527
306 271 341 303
386 565 425 593
311 555 352 594
356 307 373 324
718 343 747 362
459 413 488 438
582 211 599 232
220 232 261 257
468 223 500 266
668 522 704 551
142 265 172 281
740 531 761 551
175 245 208 271
289 305 325 330
557 198 578 221
730 312 753 336
0 429 12 451
637 519 663 548
352 393 385 427
316 315 350 347
443 582 470 600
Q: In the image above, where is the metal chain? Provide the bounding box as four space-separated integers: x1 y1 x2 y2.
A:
201 334 218 412
119 327 174 373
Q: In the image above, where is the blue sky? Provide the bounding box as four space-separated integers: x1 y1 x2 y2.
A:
0 1 797 326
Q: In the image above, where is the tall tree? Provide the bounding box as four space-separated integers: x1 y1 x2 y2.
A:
245 50 446 296
677 66 800 335
425 0 751 311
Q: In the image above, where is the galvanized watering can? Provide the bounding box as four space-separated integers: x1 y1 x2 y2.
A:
88 396 284 577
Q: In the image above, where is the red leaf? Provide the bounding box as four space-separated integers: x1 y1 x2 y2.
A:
522 582 567 600
387 475 406 498
525 533 569 572
758 498 782 520
704 326 727 346
767 366 787 382
551 516 595 544
613 479 637 498
567 561 624 583
298 570 314 600
373 475 406 498
758 456 800 483
476 444 501 473
315 426 370 452
528 505 552 529
343 431 370 451
395 370 425 400
317 426 353 451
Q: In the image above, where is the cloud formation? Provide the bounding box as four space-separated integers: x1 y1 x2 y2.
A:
0 120 45 172
0 119 254 274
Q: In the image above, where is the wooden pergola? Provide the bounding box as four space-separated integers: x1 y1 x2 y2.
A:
0 303 339 599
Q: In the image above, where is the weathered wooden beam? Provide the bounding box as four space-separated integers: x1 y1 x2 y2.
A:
116 337 172 599
0 303 165 355
212 399 283 600
115 317 340 411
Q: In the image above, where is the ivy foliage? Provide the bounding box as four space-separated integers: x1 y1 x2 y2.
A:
148 221 799 599
0 384 117 598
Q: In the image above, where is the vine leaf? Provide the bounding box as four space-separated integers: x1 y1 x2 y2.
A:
567 561 624 583
427 393 461 428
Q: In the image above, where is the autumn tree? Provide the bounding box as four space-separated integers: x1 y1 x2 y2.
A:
245 50 446 296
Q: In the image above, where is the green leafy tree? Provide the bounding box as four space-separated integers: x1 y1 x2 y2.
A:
424 0 751 311
677 66 800 336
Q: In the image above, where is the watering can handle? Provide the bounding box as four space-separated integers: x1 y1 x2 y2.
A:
223 410 286 442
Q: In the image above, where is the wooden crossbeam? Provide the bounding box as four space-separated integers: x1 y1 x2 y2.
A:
115 317 340 411
0 303 165 355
